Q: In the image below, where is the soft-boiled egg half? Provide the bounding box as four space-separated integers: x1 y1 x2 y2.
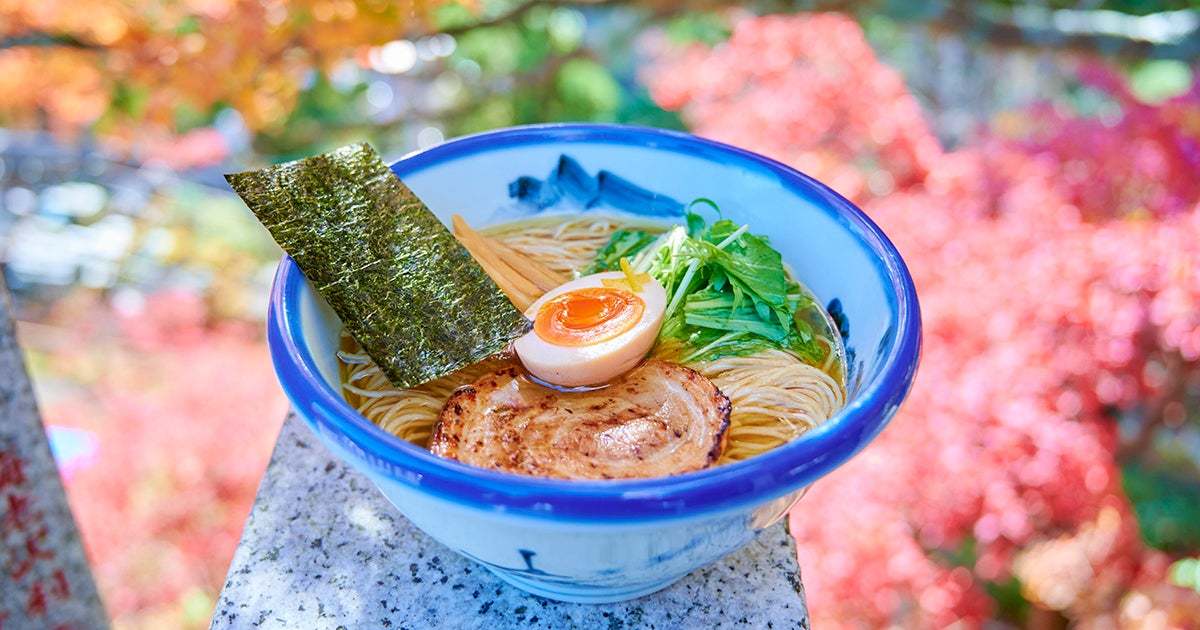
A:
514 270 666 387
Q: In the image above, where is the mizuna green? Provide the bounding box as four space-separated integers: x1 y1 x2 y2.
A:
588 207 824 364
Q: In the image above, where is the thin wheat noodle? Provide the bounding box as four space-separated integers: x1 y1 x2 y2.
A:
337 215 846 464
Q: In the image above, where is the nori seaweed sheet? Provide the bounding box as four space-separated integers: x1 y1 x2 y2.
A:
227 143 531 388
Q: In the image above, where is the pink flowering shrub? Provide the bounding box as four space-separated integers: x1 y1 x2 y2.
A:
32 290 286 625
645 13 1200 626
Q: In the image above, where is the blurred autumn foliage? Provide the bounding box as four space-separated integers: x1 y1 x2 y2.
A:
0 0 438 134
21 291 286 626
3 1 1200 628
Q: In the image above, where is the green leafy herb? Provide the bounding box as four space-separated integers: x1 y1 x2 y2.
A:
227 143 531 388
584 228 659 274
683 290 789 341
615 206 827 364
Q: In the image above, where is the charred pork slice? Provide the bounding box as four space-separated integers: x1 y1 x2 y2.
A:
429 359 731 479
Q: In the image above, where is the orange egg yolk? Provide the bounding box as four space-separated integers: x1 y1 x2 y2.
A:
534 287 644 347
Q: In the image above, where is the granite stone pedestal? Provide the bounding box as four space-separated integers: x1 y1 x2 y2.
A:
214 416 811 629
0 282 108 629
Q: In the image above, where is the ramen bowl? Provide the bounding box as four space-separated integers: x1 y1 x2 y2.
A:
267 124 920 603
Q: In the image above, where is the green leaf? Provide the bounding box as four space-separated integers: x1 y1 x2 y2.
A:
227 143 530 388
585 229 658 274
685 211 706 238
666 326 779 363
702 218 741 244
753 299 772 322
691 238 789 309
685 198 721 234
785 329 824 364
590 204 831 367
683 291 789 341
710 268 727 291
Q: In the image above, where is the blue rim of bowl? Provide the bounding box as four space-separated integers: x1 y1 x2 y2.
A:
266 123 921 522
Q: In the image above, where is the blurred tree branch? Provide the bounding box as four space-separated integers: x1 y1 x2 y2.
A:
2 2 1196 61
251 46 602 154
436 0 624 36
3 3 1196 59
0 31 100 50
934 6 1200 61
798 1 1200 60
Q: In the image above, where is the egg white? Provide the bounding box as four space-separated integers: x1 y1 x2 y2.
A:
514 271 666 387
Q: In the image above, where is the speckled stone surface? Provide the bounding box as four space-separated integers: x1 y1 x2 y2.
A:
214 415 810 629
0 280 108 629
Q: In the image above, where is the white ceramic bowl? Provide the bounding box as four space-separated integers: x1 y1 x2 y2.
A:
267 124 921 603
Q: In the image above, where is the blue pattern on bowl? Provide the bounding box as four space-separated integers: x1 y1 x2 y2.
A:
509 153 685 216
266 123 921 602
